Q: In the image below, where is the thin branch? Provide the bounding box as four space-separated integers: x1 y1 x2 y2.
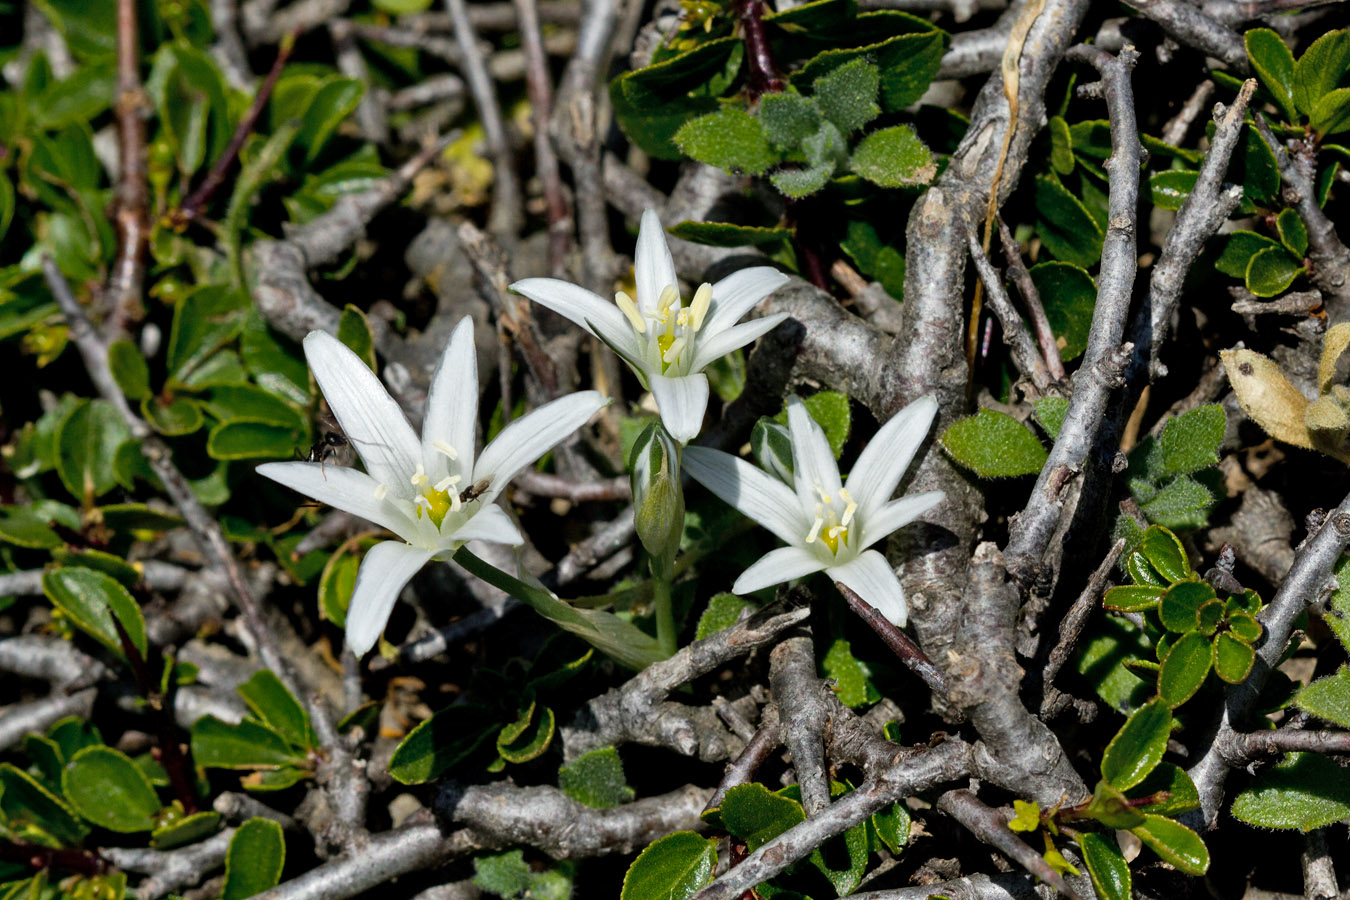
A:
513 470 632 502
108 0 150 335
1229 727 1350 761
705 707 782 812
1119 0 1249 70
967 231 1053 392
1040 538 1125 718
937 790 1082 900
105 829 235 900
513 0 572 273
997 215 1065 382
836 582 948 697
770 629 832 816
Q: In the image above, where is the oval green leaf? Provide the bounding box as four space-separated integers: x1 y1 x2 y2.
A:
1157 631 1212 708
1101 699 1172 790
1245 29 1298 121
1212 632 1256 684
1231 752 1350 831
1132 813 1209 875
620 832 716 900
221 818 286 900
1078 831 1132 900
1103 585 1164 612
1159 581 1216 633
1245 245 1304 298
61 746 160 833
43 566 148 660
1139 526 1191 583
939 408 1048 479
1295 667 1350 727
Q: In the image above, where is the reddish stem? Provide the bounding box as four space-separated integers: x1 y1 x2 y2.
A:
735 0 783 100
0 842 106 877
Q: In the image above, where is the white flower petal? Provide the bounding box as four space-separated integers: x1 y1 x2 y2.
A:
683 446 806 545
447 503 524 546
346 542 436 655
256 462 419 541
856 491 945 551
786 395 843 509
510 278 636 353
846 394 938 518
473 391 607 499
703 267 790 337
830 549 908 627
421 317 478 484
304 331 421 498
733 545 829 595
648 372 709 444
690 313 790 373
634 209 679 315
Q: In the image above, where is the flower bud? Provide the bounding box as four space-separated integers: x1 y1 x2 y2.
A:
629 421 685 570
751 417 795 485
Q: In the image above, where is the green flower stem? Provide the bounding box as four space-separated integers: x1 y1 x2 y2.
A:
452 547 664 671
651 557 677 659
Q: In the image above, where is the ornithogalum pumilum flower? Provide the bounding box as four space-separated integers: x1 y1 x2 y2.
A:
510 208 790 444
682 394 943 626
258 318 606 655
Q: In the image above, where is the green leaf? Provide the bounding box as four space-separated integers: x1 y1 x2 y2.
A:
141 395 205 436
0 762 90 845
801 120 848 168
850 124 935 187
609 38 737 159
823 638 880 708
620 832 716 900
1138 475 1217 531
165 285 250 387
1149 170 1197 211
1276 208 1309 257
559 746 636 809
840 218 905 299
1126 763 1200 816
61 747 160 833
1028 261 1095 361
795 19 946 113
372 0 433 13
473 849 533 897
667 221 792 248
151 810 222 849
770 164 833 198
1131 813 1208 875
1101 699 1172 790
203 385 306 429
0 505 62 549
1216 230 1284 278
43 566 148 660
1245 245 1304 297
1154 405 1225 477
1212 632 1256 683
1103 585 1164 612
387 704 499 784
1138 526 1191 583
674 107 777 176
1078 832 1132 900
695 593 754 640
1238 126 1281 211
317 542 362 627
1034 175 1104 268
1245 29 1298 121
241 311 310 405
1158 631 1212 708
1294 29 1350 117
0 173 14 244
207 419 304 461
190 716 309 771
238 671 316 750
1295 666 1350 727
1231 752 1350 831
497 703 556 764
759 92 823 146
720 783 805 851
812 58 880 135
1159 581 1217 633
221 818 285 900
772 391 851 457
108 340 150 401
1049 115 1075 174
1311 87 1350 136
55 399 131 501
939 408 1048 478
1329 555 1350 652
871 800 910 855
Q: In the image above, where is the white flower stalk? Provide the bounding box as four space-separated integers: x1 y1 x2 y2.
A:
683 395 944 626
258 318 606 656
510 208 790 444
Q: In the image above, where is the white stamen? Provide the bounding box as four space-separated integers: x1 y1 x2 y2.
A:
410 463 428 487
434 475 460 493
656 284 680 314
805 516 824 544
690 283 712 330
829 525 846 541
662 337 687 364
432 440 458 460
616 291 646 333
373 483 388 501
815 484 832 505
450 492 462 513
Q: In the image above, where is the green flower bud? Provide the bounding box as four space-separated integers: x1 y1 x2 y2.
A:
629 421 684 571
751 416 794 485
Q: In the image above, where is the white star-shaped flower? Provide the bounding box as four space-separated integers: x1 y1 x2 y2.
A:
682 394 944 625
257 318 606 655
510 208 790 443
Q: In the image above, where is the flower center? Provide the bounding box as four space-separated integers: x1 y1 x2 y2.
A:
615 282 713 374
805 487 857 556
409 461 463 529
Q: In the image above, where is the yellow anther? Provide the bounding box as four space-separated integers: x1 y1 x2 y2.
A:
690 283 712 330
839 488 857 527
676 307 690 327
433 440 458 460
373 483 388 501
616 291 646 333
656 284 680 314
815 484 833 505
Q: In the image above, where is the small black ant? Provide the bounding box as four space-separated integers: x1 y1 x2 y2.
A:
301 431 350 479
458 476 493 504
